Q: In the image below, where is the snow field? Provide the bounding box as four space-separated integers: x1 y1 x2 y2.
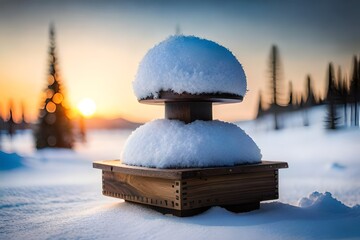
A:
0 107 359 239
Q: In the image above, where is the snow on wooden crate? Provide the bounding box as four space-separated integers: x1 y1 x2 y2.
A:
93 160 288 217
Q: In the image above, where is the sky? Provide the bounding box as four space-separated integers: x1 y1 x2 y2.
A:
0 0 359 123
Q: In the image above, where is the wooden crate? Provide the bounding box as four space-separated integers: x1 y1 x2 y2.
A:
93 160 288 217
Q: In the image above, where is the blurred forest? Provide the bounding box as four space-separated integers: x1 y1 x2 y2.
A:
257 45 360 130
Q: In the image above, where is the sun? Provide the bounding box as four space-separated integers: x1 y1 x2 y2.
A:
77 98 96 117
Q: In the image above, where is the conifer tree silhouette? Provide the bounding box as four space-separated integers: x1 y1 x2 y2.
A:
269 45 282 130
20 102 28 130
256 91 264 119
302 75 316 126
326 63 337 102
305 75 316 107
0 103 4 131
35 24 74 149
288 81 293 106
325 63 340 130
349 56 359 126
337 67 349 126
7 101 16 138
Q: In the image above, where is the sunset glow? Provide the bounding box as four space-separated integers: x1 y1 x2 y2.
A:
77 98 96 117
0 1 359 123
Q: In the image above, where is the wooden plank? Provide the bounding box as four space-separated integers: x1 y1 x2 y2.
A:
103 172 177 200
181 170 278 209
93 160 288 180
183 171 275 187
180 161 287 179
185 186 277 200
93 161 113 171
103 190 182 210
102 171 181 210
185 181 277 195
183 191 277 209
184 178 277 195
94 160 183 180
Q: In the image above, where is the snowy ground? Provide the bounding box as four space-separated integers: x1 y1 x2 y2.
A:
1 107 359 239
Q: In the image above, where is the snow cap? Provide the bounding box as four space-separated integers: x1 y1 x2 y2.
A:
133 35 247 99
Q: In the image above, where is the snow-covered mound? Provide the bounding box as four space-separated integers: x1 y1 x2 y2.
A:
121 119 261 168
133 35 247 99
298 191 351 213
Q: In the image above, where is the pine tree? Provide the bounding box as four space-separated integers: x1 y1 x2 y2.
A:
0 103 4 131
325 63 340 129
349 56 359 126
269 45 282 130
256 91 264 119
293 92 300 110
300 75 315 127
337 67 349 126
326 96 340 130
300 95 305 109
20 102 28 130
305 75 316 107
288 81 293 106
7 101 16 138
326 63 337 102
35 24 74 149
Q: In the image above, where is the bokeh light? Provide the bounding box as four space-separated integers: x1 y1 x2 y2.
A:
46 101 56 113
